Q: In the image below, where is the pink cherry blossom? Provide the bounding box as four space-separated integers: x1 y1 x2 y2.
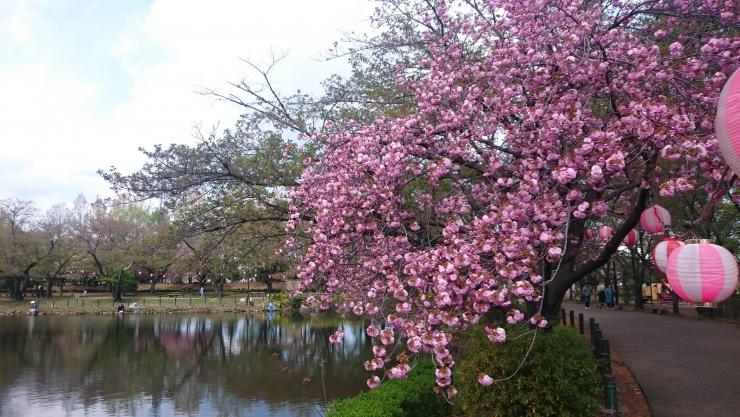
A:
328 329 345 344
379 329 395 345
288 0 738 393
485 326 507 343
367 376 381 389
373 345 387 357
478 373 494 386
388 364 411 379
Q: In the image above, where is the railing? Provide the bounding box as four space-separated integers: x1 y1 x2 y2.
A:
0 293 278 310
562 308 618 416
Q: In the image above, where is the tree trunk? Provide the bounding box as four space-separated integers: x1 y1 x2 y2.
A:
266 277 273 293
10 276 24 301
46 279 54 298
20 274 31 300
149 276 158 294
59 279 65 297
113 271 123 302
613 260 620 306
631 251 644 310
217 277 225 297
672 291 680 315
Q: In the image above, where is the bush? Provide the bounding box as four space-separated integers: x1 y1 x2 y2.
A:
454 325 601 417
326 360 450 417
121 271 138 294
270 292 289 308
290 294 306 312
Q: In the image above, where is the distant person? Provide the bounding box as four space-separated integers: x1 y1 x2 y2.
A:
597 287 606 309
83 289 88 298
199 286 205 298
582 284 592 310
605 285 615 310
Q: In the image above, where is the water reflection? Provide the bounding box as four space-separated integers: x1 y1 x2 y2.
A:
0 313 370 417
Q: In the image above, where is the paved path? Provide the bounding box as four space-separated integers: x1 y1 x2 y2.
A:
565 304 740 417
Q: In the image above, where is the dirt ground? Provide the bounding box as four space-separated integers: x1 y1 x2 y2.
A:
612 351 652 417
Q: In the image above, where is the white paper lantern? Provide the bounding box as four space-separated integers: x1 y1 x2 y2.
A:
652 238 685 273
666 242 739 303
716 68 740 176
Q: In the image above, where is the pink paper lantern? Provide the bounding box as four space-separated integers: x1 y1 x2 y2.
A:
666 242 739 303
640 205 672 234
623 229 638 246
716 68 740 176
598 225 613 241
652 238 685 273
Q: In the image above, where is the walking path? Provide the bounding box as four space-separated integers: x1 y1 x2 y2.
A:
566 304 740 417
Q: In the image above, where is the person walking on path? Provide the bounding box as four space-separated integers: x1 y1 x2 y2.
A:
582 284 592 309
199 286 205 298
605 285 615 309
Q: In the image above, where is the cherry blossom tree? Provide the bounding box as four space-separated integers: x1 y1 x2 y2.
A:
289 0 739 393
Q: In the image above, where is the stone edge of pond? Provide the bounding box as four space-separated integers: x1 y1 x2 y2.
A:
0 307 289 317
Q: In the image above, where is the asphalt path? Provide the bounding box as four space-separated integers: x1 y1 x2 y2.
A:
564 304 740 417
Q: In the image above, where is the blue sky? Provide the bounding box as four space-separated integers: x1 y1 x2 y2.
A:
0 0 372 210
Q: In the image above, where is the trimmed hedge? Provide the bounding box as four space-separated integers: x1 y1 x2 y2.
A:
326 360 450 417
454 325 601 417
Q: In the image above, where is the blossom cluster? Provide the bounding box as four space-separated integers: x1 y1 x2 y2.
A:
290 0 739 394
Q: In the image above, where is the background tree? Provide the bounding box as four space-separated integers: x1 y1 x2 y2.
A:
0 199 62 300
73 198 155 301
36 203 77 298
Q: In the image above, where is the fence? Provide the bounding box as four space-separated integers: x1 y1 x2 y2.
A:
0 293 277 310
561 308 618 416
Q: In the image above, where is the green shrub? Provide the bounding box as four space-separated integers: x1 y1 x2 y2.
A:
454 325 601 417
270 292 289 308
121 271 138 294
326 360 450 417
290 294 306 312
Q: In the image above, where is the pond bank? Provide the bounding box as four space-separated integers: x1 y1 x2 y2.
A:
0 302 285 317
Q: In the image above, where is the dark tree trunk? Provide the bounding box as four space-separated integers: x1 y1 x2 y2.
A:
672 291 680 315
266 277 273 293
46 279 54 298
149 276 158 294
113 270 123 302
59 279 65 297
10 276 24 301
613 260 620 306
539 183 652 319
631 250 644 310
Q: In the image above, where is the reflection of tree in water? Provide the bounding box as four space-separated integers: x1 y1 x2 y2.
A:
0 313 371 417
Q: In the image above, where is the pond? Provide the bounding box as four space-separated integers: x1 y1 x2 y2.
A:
0 313 371 417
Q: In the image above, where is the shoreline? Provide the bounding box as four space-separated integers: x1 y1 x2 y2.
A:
0 304 284 317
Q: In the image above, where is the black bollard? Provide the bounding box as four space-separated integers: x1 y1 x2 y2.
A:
603 373 618 414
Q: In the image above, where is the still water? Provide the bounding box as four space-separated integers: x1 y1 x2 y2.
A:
0 313 371 417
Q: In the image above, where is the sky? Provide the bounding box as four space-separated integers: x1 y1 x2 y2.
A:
0 0 373 210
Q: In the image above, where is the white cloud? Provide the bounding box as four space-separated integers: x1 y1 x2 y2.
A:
0 0 373 210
